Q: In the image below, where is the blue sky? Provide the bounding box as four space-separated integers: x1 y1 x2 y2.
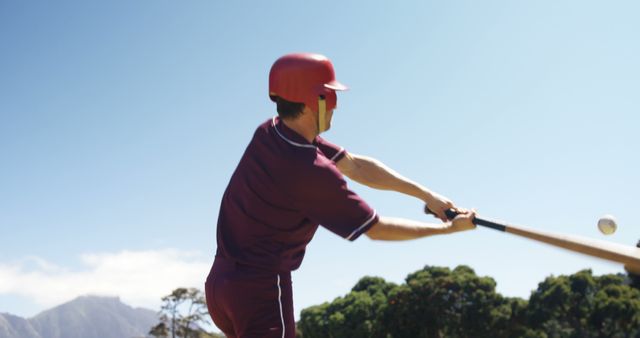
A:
1 0 639 325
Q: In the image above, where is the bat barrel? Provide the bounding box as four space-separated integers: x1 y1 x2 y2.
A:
503 224 640 268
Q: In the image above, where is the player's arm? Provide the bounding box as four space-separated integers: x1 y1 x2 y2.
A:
336 152 455 222
366 210 476 241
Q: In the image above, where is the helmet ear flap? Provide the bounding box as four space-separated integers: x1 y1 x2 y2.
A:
318 95 327 133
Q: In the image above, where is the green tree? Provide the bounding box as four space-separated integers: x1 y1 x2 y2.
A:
298 276 396 338
149 321 168 338
626 268 640 290
298 266 529 338
382 265 527 338
150 288 212 338
527 270 640 338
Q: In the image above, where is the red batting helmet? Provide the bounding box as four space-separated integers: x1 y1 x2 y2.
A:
269 53 348 113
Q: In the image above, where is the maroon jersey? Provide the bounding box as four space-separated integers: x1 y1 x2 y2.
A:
215 117 378 272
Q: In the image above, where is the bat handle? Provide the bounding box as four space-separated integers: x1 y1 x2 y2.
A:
425 206 464 221
444 208 460 220
427 207 485 225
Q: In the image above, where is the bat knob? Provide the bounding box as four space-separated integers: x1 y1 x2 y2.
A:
424 206 460 221
444 209 460 220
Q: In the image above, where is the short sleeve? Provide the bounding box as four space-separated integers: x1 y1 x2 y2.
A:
287 162 378 241
316 136 346 163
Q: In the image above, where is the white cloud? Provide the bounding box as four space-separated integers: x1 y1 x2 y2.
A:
0 249 212 311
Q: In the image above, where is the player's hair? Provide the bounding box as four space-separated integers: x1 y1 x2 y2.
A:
270 95 305 119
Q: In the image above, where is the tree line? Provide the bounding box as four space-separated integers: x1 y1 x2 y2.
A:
298 266 640 338
147 266 640 338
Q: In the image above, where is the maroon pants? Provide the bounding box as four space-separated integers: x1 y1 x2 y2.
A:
205 257 296 338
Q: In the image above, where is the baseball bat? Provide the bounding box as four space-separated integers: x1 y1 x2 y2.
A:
428 207 640 273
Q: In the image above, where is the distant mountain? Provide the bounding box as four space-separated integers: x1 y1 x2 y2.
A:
0 296 158 338
0 313 40 338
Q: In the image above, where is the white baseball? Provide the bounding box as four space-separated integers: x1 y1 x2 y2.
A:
597 215 617 235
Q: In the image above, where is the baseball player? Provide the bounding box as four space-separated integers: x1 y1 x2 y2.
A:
205 53 476 338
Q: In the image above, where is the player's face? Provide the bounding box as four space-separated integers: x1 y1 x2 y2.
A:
325 109 334 130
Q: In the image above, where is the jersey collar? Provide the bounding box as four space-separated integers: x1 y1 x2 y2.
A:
272 116 318 149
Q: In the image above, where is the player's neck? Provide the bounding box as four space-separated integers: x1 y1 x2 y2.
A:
281 115 318 143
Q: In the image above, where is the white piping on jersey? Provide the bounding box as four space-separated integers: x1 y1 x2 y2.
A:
277 274 285 338
329 148 345 162
272 116 317 149
347 210 378 240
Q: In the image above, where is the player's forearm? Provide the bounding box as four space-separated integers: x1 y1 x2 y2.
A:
365 216 452 241
347 155 433 201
